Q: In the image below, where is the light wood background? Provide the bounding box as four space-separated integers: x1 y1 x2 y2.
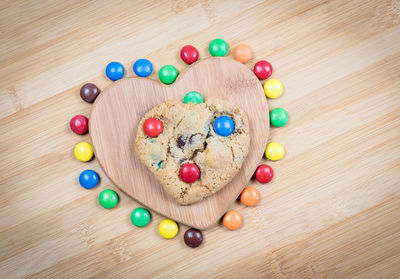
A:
1 0 399 278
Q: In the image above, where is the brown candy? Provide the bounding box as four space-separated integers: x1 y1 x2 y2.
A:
80 83 99 103
184 228 203 248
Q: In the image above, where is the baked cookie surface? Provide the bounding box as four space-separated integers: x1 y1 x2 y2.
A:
135 98 250 205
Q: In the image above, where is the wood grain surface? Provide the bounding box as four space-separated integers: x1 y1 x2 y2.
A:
90 57 268 229
1 0 399 278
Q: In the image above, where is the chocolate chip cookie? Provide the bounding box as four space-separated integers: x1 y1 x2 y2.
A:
135 97 250 205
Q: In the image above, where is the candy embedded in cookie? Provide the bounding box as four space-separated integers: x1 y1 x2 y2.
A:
143 117 163 137
213 115 234 136
179 163 200 183
135 93 250 205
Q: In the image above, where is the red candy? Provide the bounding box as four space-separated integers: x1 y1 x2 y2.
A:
180 163 200 183
143 117 163 137
180 45 199 65
253 60 273 80
255 164 274 183
70 115 88 135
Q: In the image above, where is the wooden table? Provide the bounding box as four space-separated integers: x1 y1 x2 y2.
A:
1 0 399 278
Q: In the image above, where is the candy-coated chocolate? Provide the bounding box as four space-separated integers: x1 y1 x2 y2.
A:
255 164 274 183
184 228 203 248
254 60 273 80
209 38 228 57
70 115 88 135
74 142 93 162
270 108 288 127
106 62 125 81
179 163 200 183
265 142 285 161
183 91 204 104
233 44 252 63
264 79 283 99
159 65 178 84
213 116 234 137
143 117 163 137
99 189 118 209
159 219 179 239
180 45 199 64
240 186 260 207
131 207 151 227
80 83 100 103
79 169 99 189
223 210 242 230
133 59 153 77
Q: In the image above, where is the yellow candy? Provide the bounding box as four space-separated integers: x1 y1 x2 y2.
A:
264 79 283 99
265 142 285 161
74 142 93 162
159 219 178 239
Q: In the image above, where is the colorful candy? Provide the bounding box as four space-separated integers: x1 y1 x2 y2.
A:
74 142 93 162
255 164 274 183
180 45 199 64
213 116 234 136
99 189 119 209
209 38 228 57
233 44 252 63
70 115 88 135
240 186 260 207
68 41 290 242
106 62 125 81
184 228 203 248
270 108 288 127
179 163 200 183
159 65 178 84
183 91 204 104
79 169 99 189
131 207 151 227
265 142 285 161
264 79 283 99
223 210 242 230
133 59 153 77
159 219 179 239
143 117 163 137
80 83 100 103
254 60 273 80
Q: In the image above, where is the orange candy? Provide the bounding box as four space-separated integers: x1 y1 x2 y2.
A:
223 210 242 230
233 44 253 63
240 187 260 206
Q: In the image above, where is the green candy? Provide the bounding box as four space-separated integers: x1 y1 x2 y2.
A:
209 38 228 57
159 65 178 84
131 207 151 227
183 91 204 104
270 108 289 127
99 189 119 209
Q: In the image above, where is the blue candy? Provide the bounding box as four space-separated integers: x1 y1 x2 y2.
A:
79 169 99 189
106 62 124 81
133 59 153 77
213 116 235 136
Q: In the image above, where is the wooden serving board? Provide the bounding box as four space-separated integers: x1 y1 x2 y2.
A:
89 57 268 229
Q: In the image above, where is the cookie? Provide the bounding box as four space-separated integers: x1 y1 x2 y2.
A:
135 98 250 205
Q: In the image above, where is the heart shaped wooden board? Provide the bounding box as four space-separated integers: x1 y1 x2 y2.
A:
90 57 268 229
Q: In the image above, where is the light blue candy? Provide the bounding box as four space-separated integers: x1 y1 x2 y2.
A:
213 116 234 136
79 169 99 189
106 61 124 81
133 59 153 77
